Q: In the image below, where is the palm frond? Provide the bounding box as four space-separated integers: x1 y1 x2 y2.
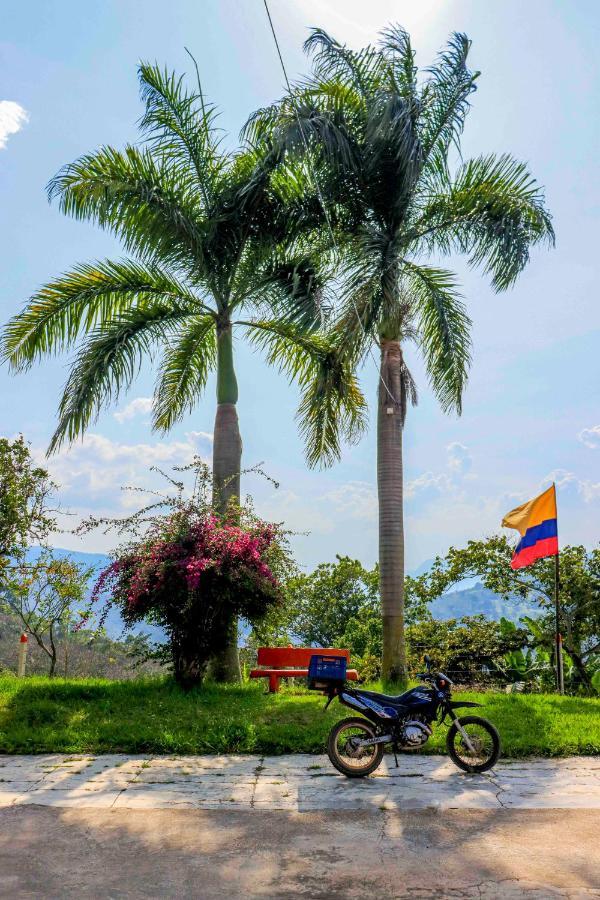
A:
243 319 367 467
398 359 418 425
47 145 206 273
362 87 422 223
48 301 193 452
378 25 418 99
333 253 385 361
152 315 217 432
419 32 478 185
2 259 205 372
410 153 555 290
402 262 472 414
236 242 334 330
138 61 227 207
304 28 383 101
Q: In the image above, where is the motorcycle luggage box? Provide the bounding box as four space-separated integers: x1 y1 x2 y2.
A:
308 654 347 690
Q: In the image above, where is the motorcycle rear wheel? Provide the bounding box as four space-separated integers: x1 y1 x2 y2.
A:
327 716 384 778
446 715 501 773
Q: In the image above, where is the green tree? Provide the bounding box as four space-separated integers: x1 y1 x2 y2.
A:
249 26 554 680
0 552 91 676
420 535 600 692
253 554 429 653
86 459 293 688
1 63 364 682
0 436 56 580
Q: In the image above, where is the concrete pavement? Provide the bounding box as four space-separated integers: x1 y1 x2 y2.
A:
0 806 598 898
1 755 599 897
1 753 600 810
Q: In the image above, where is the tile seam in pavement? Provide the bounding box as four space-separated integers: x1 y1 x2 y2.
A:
110 756 148 809
250 756 265 809
2 755 600 811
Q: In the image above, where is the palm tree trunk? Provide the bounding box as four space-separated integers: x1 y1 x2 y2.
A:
209 322 242 683
377 338 406 684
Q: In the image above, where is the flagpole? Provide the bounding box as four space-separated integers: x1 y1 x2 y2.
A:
553 484 564 694
554 553 564 694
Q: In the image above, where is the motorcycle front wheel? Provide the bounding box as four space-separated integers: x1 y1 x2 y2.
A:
327 716 384 778
446 715 501 773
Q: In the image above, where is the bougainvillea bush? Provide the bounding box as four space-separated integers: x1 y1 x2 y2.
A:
87 462 290 687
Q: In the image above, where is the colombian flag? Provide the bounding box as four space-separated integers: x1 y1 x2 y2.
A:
502 485 558 570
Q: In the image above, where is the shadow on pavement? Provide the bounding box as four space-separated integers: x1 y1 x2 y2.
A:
0 805 599 899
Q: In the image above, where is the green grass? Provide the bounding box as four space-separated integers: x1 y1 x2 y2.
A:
1 675 599 757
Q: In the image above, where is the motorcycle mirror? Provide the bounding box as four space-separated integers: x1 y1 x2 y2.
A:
424 654 431 669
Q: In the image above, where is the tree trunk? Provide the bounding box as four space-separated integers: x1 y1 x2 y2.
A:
173 642 209 690
377 339 406 684
563 641 593 692
48 624 57 677
209 322 242 683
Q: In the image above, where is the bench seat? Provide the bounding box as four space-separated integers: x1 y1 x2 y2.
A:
249 647 358 693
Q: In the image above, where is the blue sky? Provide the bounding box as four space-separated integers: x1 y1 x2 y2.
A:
1 0 599 569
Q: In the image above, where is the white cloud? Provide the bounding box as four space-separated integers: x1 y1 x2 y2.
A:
405 444 473 500
405 471 452 499
446 442 472 476
0 101 28 149
542 469 600 503
113 397 153 423
322 481 377 521
186 430 213 445
257 480 377 537
37 432 212 510
578 425 600 449
293 0 445 49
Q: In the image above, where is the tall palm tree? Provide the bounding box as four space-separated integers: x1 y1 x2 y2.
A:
247 26 554 681
1 63 365 681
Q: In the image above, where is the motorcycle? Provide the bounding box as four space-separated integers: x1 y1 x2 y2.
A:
319 655 500 778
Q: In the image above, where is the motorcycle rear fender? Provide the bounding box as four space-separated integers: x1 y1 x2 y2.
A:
447 700 482 709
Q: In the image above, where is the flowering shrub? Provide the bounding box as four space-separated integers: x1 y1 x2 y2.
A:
91 501 287 687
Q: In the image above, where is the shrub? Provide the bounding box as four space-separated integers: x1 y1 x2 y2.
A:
341 605 528 685
88 463 291 688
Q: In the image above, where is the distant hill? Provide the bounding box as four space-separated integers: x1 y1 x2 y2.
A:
408 561 536 623
24 549 537 644
25 547 165 643
429 582 536 623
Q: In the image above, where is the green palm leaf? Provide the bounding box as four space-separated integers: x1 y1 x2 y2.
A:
419 32 478 184
49 301 193 452
2 259 203 372
153 315 217 431
411 154 554 290
47 145 206 273
138 61 227 207
243 319 367 467
402 262 472 414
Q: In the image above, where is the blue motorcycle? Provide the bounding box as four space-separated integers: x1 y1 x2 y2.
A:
311 654 500 778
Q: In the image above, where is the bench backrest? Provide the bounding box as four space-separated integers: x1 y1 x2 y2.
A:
256 647 350 668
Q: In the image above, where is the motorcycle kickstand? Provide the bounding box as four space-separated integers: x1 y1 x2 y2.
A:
392 745 399 769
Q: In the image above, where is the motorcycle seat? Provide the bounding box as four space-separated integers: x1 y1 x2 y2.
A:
354 689 408 707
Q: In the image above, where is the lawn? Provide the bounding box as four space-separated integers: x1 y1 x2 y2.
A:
0 675 599 757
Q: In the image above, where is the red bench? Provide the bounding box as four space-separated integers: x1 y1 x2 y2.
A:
249 646 358 693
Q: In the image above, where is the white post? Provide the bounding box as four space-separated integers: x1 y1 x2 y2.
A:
17 633 28 677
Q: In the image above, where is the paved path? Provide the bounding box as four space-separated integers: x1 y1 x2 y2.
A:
1 753 599 810
1 807 599 898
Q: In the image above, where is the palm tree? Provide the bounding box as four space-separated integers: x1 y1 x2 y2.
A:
1 62 365 681
247 27 554 681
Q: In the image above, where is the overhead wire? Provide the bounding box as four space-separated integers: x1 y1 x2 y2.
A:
261 0 398 405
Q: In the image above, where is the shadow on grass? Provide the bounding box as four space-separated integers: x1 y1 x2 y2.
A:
0 677 338 755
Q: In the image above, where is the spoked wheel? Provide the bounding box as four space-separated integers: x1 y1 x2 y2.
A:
327 716 384 778
446 715 501 773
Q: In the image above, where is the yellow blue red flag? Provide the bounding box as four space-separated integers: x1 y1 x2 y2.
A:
502 485 558 570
